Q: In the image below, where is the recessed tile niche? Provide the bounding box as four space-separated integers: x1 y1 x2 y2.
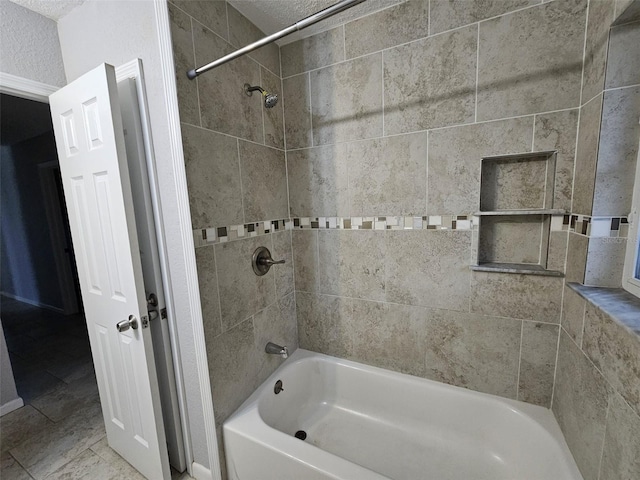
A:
473 151 565 276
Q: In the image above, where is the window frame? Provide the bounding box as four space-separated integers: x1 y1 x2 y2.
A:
622 126 640 298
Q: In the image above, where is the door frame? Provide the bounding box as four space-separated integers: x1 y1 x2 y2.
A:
38 160 80 315
1 50 219 478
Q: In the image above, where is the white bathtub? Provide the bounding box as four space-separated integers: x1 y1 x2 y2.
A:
223 349 583 480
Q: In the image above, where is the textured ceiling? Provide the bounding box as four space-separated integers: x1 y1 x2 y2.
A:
228 0 401 45
8 0 85 21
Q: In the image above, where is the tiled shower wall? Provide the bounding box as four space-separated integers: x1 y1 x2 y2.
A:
552 5 640 480
284 0 589 408
167 1 297 452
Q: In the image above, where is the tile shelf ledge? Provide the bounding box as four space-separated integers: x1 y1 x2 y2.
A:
568 283 640 337
470 262 564 277
474 209 568 216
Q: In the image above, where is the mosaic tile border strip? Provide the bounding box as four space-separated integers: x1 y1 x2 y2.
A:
560 214 630 238
195 214 570 248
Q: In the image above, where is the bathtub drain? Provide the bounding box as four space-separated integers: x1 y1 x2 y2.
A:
294 430 307 441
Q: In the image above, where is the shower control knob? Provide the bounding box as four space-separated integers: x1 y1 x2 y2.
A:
252 246 285 276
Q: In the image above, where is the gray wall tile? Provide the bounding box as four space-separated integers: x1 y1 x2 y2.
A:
606 21 640 89
566 232 588 283
430 0 538 35
425 310 521 399
584 237 626 287
533 109 579 212
470 272 563 323
573 94 603 215
317 230 386 301
283 74 312 149
287 144 349 217
281 26 344 78
553 330 611 480
593 86 640 216
170 0 228 40
271 230 294 298
227 4 280 76
239 141 288 222
583 303 640 416
386 230 471 312
215 236 276 331
253 293 298 385
547 231 569 273
518 322 559 407
600 393 640 480
478 215 544 264
207 318 261 424
296 292 352 358
292 229 319 292
582 0 615 103
195 246 222 340
182 124 243 228
168 3 199 126
350 302 430 377
428 117 533 214
347 133 427 215
477 0 586 121
311 53 383 145
384 24 477 134
344 0 429 59
261 67 284 150
561 286 586 345
194 23 263 142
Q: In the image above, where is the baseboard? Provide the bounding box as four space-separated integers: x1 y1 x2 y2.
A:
191 462 213 480
0 397 24 416
0 292 64 313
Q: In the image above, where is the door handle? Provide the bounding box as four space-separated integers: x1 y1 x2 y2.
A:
116 315 138 332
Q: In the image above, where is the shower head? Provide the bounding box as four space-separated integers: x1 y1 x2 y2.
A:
244 83 278 108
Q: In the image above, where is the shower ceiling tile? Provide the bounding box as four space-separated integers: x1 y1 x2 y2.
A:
476 0 586 121
383 24 477 135
429 0 537 35
311 53 383 145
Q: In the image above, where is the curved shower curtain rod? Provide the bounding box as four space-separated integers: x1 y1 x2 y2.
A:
186 0 367 79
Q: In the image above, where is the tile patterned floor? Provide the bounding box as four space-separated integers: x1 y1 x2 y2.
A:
1 298 192 480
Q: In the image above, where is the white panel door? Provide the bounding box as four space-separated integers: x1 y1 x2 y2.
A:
49 63 170 480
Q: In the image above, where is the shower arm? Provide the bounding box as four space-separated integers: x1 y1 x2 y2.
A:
186 0 367 79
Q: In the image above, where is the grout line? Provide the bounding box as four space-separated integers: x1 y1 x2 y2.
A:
579 301 586 349
259 68 266 146
549 318 562 411
342 24 347 60
381 51 385 137
225 0 230 42
596 394 612 480
178 122 286 152
603 82 640 93
237 139 246 224
189 17 203 128
284 105 581 153
211 245 225 335
425 130 429 216
308 72 314 147
427 0 431 36
578 0 590 107
516 320 524 401
475 22 480 123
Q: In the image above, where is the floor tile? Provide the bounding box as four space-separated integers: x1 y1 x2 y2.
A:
0 405 53 454
30 372 99 422
1 451 33 480
10 402 106 480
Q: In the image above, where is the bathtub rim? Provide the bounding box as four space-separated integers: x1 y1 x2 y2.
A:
223 349 583 480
